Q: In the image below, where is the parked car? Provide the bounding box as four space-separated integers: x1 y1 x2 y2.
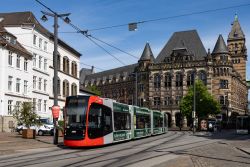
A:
16 118 54 136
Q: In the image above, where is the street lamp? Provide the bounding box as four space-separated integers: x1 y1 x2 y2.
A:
40 10 70 145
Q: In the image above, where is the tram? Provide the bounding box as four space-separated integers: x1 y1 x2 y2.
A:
64 95 167 147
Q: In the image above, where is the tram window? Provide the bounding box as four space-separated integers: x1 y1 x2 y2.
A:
114 112 131 131
154 115 163 128
136 114 150 129
88 103 112 139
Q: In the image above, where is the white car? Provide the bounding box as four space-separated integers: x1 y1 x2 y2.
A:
16 119 54 136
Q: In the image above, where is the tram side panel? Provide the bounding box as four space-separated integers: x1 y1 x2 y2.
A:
112 102 132 143
133 106 151 139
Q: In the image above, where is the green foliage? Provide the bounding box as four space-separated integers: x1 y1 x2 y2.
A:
57 120 64 131
180 80 220 118
12 102 41 129
86 85 101 96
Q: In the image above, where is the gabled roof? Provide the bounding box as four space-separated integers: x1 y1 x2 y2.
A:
212 35 228 54
228 15 245 40
156 30 207 62
0 24 32 59
84 63 137 82
0 11 81 57
139 42 154 62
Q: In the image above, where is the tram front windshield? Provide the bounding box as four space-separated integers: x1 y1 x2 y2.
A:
65 96 88 139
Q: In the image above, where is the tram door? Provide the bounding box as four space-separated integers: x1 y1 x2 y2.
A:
236 116 249 134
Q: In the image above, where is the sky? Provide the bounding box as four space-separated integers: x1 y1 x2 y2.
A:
0 0 250 79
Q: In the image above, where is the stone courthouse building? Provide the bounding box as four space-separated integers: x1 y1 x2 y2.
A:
81 16 248 127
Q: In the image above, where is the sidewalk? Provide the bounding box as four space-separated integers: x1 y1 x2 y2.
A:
0 132 63 155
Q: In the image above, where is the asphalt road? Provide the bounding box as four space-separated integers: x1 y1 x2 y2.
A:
0 131 249 167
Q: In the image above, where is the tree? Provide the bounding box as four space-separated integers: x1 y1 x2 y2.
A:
86 85 101 96
180 80 220 119
13 102 41 128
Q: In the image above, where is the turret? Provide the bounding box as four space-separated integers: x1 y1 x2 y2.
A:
227 14 247 80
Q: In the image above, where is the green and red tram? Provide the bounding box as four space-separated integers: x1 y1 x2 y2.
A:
64 95 167 147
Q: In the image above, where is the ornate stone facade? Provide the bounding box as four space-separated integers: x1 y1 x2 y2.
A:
81 16 248 127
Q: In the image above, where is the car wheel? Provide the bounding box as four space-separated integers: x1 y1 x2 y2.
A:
18 129 23 135
38 130 44 136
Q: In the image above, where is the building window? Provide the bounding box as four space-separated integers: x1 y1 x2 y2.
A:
63 80 69 97
44 79 47 92
71 83 77 96
38 99 42 112
138 83 144 92
63 56 69 74
24 80 28 94
199 71 207 85
44 41 47 51
8 100 13 115
220 80 228 89
220 96 225 105
16 78 21 93
176 73 183 87
164 96 171 106
176 96 182 105
39 38 42 48
33 53 36 67
32 98 36 111
154 74 161 88
71 61 77 77
24 58 28 71
38 78 42 90
44 100 47 112
44 59 47 71
153 97 161 106
39 56 42 69
165 73 172 88
8 51 13 66
33 76 37 89
8 76 13 91
187 72 194 86
15 101 21 112
16 55 20 68
33 35 37 45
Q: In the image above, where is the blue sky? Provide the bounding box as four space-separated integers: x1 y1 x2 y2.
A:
1 0 250 79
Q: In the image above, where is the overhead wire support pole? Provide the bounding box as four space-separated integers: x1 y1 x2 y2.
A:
36 0 71 145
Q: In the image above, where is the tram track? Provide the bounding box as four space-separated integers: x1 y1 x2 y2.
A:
0 131 188 167
63 132 186 167
0 131 178 167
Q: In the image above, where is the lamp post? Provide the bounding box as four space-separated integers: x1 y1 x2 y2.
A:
40 11 70 145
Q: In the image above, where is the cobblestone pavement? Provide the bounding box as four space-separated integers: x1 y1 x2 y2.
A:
0 132 63 155
162 133 250 167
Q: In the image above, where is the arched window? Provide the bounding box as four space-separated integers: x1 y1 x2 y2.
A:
63 56 69 74
154 74 161 88
199 71 207 85
187 72 194 86
71 61 77 77
176 72 183 87
71 83 77 96
63 79 69 97
165 73 172 88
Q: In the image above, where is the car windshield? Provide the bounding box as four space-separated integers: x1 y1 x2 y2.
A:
65 96 88 128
